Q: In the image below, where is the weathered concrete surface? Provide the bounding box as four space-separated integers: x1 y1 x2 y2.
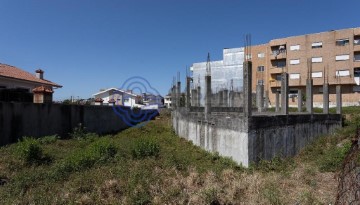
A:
172 108 342 167
248 114 341 163
172 108 249 166
0 102 158 146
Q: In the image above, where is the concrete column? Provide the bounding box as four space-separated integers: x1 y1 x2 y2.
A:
323 83 329 114
275 91 280 112
191 89 197 106
218 90 223 107
205 75 212 118
297 89 302 112
229 90 234 107
243 61 252 117
280 73 289 115
336 85 342 114
171 85 176 109
264 90 269 110
223 89 228 107
256 84 264 112
197 86 201 107
306 79 313 114
177 81 181 108
186 77 191 108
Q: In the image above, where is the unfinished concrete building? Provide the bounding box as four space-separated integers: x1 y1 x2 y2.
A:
172 41 343 167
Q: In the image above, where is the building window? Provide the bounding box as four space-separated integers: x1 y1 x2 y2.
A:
312 71 323 78
336 38 350 46
354 36 360 45
257 52 265 58
257 80 264 85
290 45 300 51
311 42 323 48
336 70 350 77
335 54 350 61
289 73 300 79
272 60 286 68
312 57 323 63
257 66 265 72
290 59 300 65
354 52 360 61
275 74 282 81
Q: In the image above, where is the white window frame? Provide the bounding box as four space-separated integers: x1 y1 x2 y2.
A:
311 42 323 48
290 44 300 51
257 52 265 58
312 57 323 63
336 70 350 77
336 54 350 61
312 71 323 78
289 73 300 79
290 59 300 65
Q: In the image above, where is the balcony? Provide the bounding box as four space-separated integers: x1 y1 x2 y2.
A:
270 45 287 60
270 50 287 60
269 67 285 74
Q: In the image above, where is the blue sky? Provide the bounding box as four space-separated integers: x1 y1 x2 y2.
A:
0 0 359 100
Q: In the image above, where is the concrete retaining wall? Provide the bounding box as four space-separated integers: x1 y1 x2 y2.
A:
172 108 342 167
0 102 158 146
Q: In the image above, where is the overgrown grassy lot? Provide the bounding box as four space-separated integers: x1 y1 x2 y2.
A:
0 107 359 204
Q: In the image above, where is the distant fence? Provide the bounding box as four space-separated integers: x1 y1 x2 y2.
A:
0 102 159 146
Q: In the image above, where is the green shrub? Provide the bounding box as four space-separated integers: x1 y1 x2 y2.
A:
38 135 59 144
15 137 44 164
51 138 117 180
131 138 160 159
69 123 87 139
262 182 283 205
253 156 294 174
318 141 351 172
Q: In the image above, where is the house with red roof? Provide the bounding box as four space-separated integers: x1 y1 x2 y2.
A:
0 64 62 103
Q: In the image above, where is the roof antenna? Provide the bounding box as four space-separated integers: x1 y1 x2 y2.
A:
206 52 211 76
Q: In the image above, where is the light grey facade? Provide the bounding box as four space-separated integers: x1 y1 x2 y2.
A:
190 47 244 106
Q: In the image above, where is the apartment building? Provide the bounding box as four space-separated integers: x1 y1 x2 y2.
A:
251 27 360 107
190 27 360 107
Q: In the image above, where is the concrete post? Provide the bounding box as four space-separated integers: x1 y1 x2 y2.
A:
336 85 342 114
223 89 228 107
186 77 191 108
243 61 252 117
177 81 181 108
172 85 176 109
197 86 201 107
205 75 212 118
323 83 329 114
256 84 264 112
281 73 289 115
229 90 234 107
218 90 223 107
191 89 197 107
297 89 302 112
306 79 313 114
264 90 269 110
275 91 280 112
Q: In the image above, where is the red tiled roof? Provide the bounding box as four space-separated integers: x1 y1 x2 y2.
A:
32 86 54 93
0 64 62 88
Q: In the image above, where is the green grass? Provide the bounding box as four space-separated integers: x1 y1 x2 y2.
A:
1 107 360 204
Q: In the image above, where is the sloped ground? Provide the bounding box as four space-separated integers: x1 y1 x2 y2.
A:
0 107 358 204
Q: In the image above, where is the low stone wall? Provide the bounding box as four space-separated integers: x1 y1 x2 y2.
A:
172 108 342 167
0 102 158 146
